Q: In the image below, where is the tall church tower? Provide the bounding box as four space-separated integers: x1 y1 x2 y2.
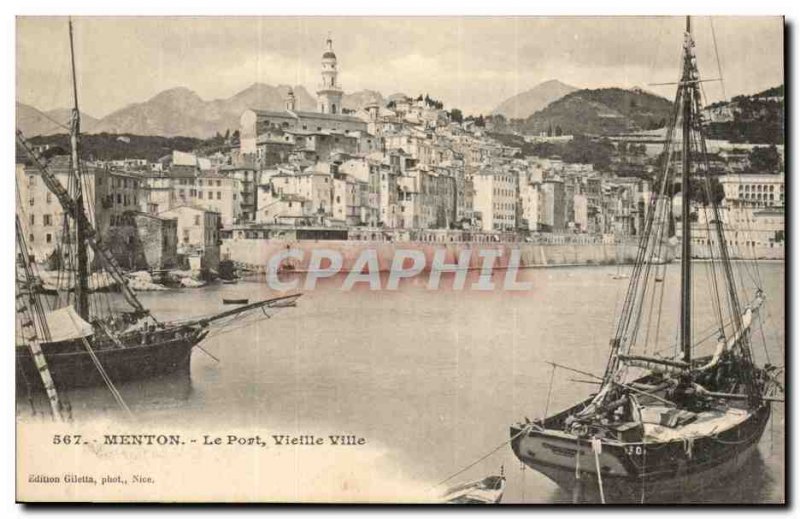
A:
317 36 343 115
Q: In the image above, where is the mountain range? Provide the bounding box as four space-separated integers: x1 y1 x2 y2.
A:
19 80 676 139
17 84 390 139
491 80 578 120
17 103 99 138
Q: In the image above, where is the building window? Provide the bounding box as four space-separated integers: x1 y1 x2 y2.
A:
194 215 201 226
46 233 52 243
217 192 221 200
29 234 34 242
29 215 34 225
43 214 52 226
216 180 221 187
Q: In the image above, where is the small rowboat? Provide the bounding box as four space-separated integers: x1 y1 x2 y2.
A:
222 298 249 305
440 474 506 504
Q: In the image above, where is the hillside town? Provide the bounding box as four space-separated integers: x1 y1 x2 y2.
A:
16 36 785 276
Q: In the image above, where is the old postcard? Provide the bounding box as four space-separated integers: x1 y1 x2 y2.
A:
14 15 785 504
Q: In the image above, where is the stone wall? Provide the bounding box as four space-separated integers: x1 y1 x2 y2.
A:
220 238 643 273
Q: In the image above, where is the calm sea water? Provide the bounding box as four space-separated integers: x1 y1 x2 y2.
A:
18 262 785 504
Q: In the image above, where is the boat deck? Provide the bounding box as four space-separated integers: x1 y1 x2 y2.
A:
640 405 750 442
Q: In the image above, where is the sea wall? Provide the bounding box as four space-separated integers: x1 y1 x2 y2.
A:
221 238 784 273
221 239 644 273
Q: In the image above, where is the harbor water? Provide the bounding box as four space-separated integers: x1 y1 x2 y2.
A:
17 262 785 503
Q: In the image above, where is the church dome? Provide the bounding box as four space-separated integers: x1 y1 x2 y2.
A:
322 50 337 59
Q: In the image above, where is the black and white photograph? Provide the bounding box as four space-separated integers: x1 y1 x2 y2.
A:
11 12 786 505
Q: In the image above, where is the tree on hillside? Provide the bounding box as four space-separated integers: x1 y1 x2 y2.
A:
449 108 463 124
747 145 781 174
561 135 614 171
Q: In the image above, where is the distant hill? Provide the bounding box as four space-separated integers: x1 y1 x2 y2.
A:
492 80 578 120
705 84 784 144
386 92 410 104
89 84 316 138
17 103 98 137
520 87 674 136
754 84 784 98
43 108 99 132
342 90 384 112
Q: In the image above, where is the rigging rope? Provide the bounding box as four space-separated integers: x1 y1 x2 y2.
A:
431 424 532 489
67 313 133 418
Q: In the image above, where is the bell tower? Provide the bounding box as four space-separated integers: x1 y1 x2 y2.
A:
285 87 296 111
317 35 343 115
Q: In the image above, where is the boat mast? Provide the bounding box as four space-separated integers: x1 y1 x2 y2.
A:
679 16 693 364
68 18 89 320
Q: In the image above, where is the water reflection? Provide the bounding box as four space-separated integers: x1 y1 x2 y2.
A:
19 372 194 422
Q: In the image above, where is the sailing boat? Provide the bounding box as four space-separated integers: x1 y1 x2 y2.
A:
510 17 783 503
15 20 301 411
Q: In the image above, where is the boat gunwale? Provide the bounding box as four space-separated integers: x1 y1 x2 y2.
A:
511 402 771 481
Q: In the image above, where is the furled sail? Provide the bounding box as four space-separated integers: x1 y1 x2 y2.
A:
43 306 94 342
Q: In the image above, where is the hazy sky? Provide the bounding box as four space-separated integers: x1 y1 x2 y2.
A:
16 16 784 118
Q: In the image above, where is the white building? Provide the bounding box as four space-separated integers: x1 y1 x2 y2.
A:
719 173 785 209
472 171 518 232
519 182 541 231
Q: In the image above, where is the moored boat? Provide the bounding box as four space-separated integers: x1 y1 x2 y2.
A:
440 473 506 504
510 17 784 503
15 19 301 419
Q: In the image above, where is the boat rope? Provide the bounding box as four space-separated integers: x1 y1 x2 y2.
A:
640 439 647 504
543 363 557 420
683 437 694 459
68 314 134 418
591 437 606 504
430 424 532 489
709 17 728 102
571 435 582 503
196 345 220 363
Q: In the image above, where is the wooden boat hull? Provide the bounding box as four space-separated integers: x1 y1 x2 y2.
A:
16 329 205 392
441 476 506 504
510 402 771 503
